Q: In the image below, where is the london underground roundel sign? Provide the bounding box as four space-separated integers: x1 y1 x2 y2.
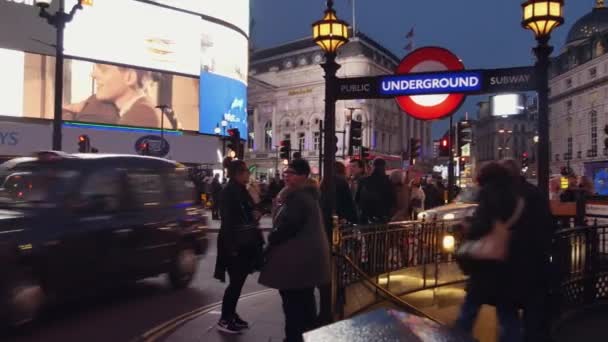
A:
394 47 466 120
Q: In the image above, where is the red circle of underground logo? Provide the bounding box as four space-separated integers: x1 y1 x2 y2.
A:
394 47 466 121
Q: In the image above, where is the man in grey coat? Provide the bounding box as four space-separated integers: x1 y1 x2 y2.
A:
259 158 330 342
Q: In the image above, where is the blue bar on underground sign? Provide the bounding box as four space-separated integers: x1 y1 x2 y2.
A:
379 71 483 96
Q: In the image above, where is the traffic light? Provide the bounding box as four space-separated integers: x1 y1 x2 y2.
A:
78 135 90 153
279 139 291 160
226 128 241 158
139 142 149 156
438 137 450 157
348 120 362 156
459 157 466 172
360 146 370 159
456 120 472 157
521 152 529 169
410 138 421 164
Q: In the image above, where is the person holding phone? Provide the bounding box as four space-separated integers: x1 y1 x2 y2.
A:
214 160 263 334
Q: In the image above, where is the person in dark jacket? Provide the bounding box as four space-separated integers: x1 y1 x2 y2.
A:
259 159 330 342
213 160 262 334
335 161 358 224
501 159 555 342
211 174 222 220
455 162 523 342
356 158 395 223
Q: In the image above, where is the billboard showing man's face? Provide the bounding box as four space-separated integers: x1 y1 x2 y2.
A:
0 48 200 131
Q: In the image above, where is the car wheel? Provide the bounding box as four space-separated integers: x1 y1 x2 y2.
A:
168 245 198 290
4 275 45 327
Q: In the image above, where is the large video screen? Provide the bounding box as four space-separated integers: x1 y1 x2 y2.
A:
199 20 249 135
200 73 247 136
64 0 201 76
148 0 250 35
0 0 59 55
0 47 199 131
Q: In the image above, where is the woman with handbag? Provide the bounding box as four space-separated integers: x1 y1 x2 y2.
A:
213 160 263 334
454 162 525 342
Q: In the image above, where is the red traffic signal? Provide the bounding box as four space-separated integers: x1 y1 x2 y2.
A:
522 152 529 158
78 135 90 153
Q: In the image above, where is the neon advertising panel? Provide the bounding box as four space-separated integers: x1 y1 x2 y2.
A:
64 0 202 76
199 19 248 136
147 0 250 35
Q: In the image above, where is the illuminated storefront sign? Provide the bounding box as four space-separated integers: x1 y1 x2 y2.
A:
379 72 482 96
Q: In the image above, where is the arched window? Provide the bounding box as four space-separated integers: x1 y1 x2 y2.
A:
264 121 273 151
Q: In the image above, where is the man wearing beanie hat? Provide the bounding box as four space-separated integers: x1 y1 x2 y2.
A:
259 158 330 342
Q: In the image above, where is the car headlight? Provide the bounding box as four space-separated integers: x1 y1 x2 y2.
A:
442 213 456 220
417 212 427 220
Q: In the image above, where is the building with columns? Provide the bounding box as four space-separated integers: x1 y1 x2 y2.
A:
549 1 608 181
246 32 432 179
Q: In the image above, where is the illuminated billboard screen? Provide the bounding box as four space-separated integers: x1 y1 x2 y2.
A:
491 94 524 117
199 20 248 135
0 0 59 55
148 0 250 35
200 72 247 136
0 47 199 131
64 0 201 76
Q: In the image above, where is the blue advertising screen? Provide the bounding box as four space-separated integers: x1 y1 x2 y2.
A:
199 72 247 137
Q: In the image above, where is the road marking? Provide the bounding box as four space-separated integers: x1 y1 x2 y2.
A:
132 289 274 342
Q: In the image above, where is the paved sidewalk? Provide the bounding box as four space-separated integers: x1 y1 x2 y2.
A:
160 283 608 342
161 289 285 342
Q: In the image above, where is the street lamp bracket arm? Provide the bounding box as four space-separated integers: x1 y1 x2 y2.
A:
66 0 83 22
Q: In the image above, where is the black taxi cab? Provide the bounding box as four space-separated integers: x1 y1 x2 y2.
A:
0 152 208 327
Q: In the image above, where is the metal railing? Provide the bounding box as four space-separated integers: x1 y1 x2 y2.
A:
330 217 608 323
551 221 608 318
331 219 467 319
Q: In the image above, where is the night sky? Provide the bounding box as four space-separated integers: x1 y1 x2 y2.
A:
251 0 595 139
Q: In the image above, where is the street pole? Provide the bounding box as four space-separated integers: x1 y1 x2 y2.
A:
321 52 339 226
52 2 65 151
447 114 455 201
319 119 324 179
534 36 552 197
37 0 83 151
222 127 226 157
156 104 169 141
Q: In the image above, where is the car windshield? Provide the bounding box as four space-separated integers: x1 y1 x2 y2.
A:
454 187 478 204
0 168 78 208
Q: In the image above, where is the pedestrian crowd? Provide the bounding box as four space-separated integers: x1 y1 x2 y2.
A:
210 156 556 342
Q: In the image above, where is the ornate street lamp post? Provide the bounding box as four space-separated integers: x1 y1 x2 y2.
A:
35 0 84 151
312 0 349 222
522 0 564 196
312 0 349 323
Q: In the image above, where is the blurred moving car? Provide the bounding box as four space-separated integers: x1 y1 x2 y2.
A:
417 187 478 222
0 152 208 327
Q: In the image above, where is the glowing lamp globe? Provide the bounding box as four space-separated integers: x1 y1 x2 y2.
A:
312 1 349 53
35 0 52 8
521 0 564 38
